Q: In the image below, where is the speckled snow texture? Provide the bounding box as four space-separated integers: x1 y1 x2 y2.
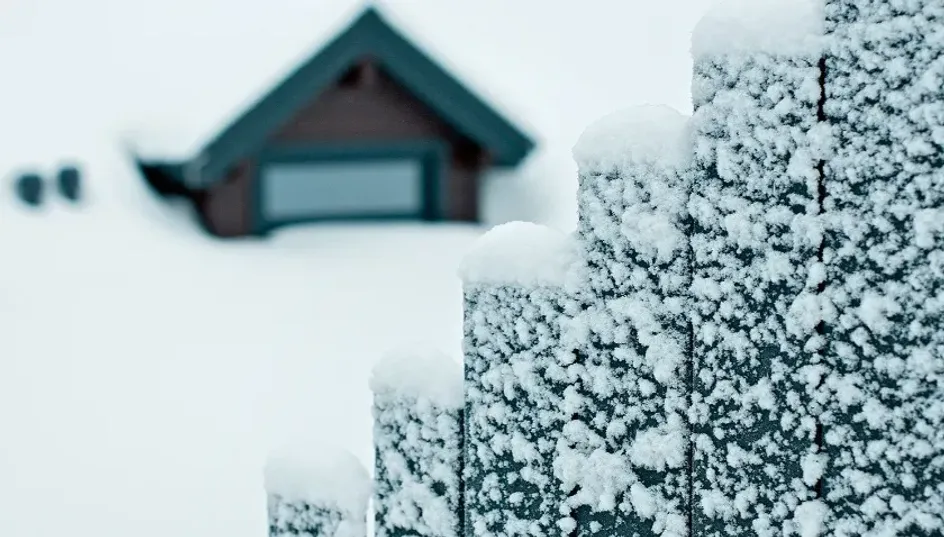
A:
265 447 370 537
691 0 824 60
689 31 825 536
268 494 366 537
372 351 464 537
559 105 692 537
823 0 944 534
463 281 574 537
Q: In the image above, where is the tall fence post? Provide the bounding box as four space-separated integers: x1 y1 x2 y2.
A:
264 446 370 537
823 0 944 534
688 1 827 534
371 349 464 537
459 221 577 537
563 105 694 537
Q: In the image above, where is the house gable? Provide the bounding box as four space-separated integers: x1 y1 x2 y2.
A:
198 66 485 237
190 7 534 187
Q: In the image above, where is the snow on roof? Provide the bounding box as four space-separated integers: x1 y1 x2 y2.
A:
458 221 577 288
690 0 824 59
370 347 463 409
264 443 371 515
573 105 692 173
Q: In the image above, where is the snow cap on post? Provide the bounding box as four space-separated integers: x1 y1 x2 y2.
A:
691 0 824 59
264 443 371 523
458 221 577 288
370 347 463 410
573 104 692 174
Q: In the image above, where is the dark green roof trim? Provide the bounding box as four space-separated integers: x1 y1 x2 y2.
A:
193 7 534 186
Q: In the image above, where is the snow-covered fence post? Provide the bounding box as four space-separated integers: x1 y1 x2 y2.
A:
688 1 827 534
371 349 464 537
823 1 944 534
459 222 577 537
264 447 370 537
562 106 693 537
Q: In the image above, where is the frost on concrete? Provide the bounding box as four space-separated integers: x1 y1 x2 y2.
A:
823 0 944 534
691 0 824 60
557 105 692 537
463 235 578 537
689 15 825 535
265 446 370 537
371 349 464 537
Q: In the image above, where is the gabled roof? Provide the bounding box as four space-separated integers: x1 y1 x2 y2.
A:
177 7 534 187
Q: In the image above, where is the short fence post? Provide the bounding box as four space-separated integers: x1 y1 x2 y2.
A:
264 447 370 537
459 222 578 537
564 106 694 537
371 349 464 537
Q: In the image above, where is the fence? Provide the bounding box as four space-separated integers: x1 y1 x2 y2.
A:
267 1 942 536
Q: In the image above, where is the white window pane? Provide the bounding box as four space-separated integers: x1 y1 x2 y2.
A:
262 159 423 219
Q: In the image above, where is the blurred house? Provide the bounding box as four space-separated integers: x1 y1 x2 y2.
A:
135 7 534 238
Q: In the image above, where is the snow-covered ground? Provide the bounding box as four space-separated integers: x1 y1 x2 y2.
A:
0 1 715 536
0 144 477 536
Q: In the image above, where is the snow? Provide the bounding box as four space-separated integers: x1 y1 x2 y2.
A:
794 500 828 537
691 0 824 59
264 443 370 516
822 0 944 533
0 0 732 535
369 347 463 410
573 105 692 173
0 142 480 537
458 221 577 288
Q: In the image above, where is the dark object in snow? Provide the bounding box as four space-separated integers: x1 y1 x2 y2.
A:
133 7 535 238
57 165 82 202
15 173 44 207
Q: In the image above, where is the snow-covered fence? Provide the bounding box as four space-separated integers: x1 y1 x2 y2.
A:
688 0 828 534
823 0 944 534
355 2 942 536
264 447 370 537
560 106 693 537
459 222 577 537
371 349 464 537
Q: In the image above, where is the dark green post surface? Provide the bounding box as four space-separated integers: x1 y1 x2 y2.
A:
462 280 571 537
822 1 944 534
689 47 824 534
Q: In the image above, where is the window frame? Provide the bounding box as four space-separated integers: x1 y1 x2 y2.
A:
251 141 447 235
